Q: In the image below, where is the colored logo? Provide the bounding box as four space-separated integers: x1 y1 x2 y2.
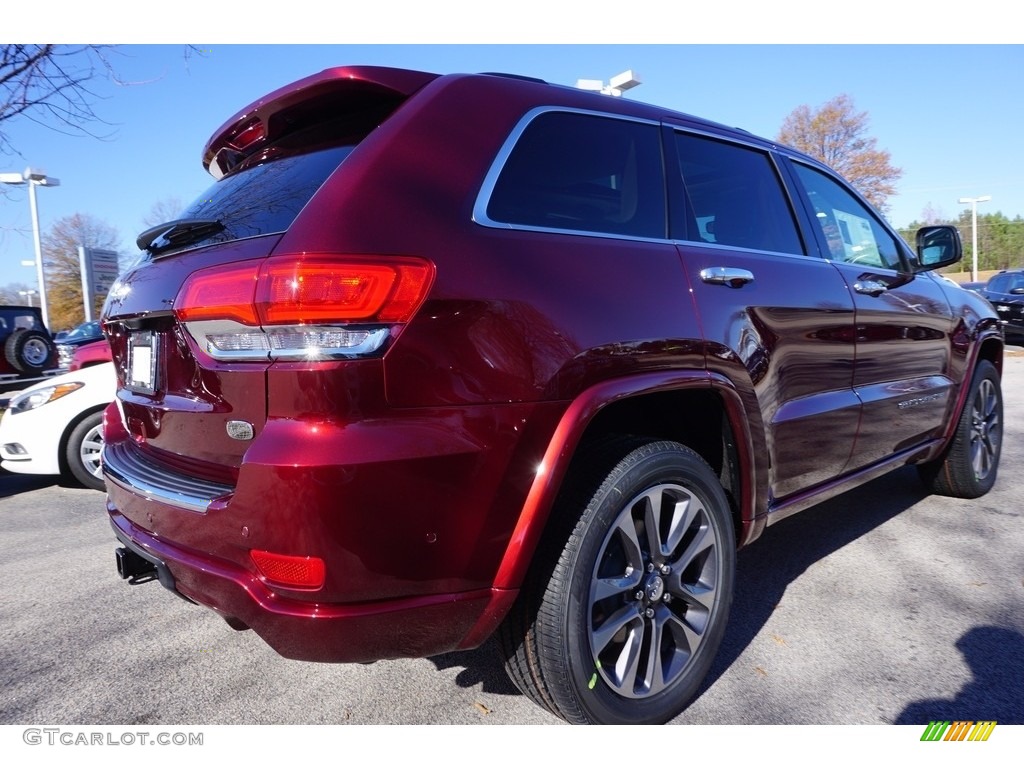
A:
920 721 996 742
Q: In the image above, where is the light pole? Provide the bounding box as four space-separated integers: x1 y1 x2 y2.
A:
1 168 60 328
958 195 991 283
18 289 37 307
576 70 642 97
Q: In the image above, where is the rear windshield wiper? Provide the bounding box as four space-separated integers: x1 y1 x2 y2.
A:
137 218 226 255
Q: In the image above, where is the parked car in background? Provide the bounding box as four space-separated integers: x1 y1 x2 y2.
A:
0 361 114 491
0 304 58 393
56 320 104 369
69 339 113 371
979 269 1024 344
101 65 1004 725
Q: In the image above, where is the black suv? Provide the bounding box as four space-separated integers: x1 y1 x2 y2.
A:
0 305 58 393
979 269 1024 344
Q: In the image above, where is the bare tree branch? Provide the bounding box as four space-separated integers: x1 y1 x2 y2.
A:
0 44 120 155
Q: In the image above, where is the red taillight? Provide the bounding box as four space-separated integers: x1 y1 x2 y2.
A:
228 118 265 151
257 259 431 324
175 256 433 326
175 262 259 324
250 549 325 590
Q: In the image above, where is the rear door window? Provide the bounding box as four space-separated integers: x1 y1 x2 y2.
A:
482 111 666 239
674 132 805 256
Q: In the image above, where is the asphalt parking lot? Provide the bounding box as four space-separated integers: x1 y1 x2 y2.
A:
1 359 1022 727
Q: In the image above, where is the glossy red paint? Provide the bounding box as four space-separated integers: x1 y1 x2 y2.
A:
102 66 1003 685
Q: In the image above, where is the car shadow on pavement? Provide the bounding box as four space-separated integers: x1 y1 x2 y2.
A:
427 637 522 696
894 626 1024 724
700 465 930 698
0 469 56 498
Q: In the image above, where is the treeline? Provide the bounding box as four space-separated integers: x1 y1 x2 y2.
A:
898 211 1024 273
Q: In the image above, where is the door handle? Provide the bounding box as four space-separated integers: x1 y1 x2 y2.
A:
854 280 888 297
700 267 755 288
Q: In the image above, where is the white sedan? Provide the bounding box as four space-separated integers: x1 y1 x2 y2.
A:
0 362 114 491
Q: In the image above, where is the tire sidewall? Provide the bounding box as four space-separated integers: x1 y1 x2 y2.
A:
66 411 105 491
5 329 54 374
558 442 736 725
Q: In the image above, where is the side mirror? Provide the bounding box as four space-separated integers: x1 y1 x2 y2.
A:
915 225 962 271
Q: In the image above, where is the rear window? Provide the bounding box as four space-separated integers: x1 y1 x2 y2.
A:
154 145 354 256
0 310 44 334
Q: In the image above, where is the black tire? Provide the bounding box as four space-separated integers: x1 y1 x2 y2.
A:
500 438 736 724
65 411 106 491
4 329 54 374
917 360 1002 499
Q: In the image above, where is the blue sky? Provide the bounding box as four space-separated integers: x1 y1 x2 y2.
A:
2 41 1022 293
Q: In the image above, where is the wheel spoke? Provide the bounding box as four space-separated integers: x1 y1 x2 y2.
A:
592 569 642 601
612 509 645 569
670 520 715 582
640 612 665 694
638 488 664 559
591 603 642 656
676 576 717 613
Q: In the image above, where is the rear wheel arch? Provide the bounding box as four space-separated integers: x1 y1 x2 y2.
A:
493 375 761 594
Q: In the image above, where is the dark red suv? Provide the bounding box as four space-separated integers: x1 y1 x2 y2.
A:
102 66 1004 725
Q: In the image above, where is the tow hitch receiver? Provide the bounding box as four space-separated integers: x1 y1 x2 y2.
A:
115 547 158 584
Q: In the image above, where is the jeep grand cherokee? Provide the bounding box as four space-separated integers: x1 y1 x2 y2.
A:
102 66 1004 725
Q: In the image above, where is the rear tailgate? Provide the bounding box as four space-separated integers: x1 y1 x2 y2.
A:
103 66 439 484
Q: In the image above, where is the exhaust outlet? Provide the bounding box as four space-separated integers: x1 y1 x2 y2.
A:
115 547 158 584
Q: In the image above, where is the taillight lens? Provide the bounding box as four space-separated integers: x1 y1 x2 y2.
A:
257 259 431 324
175 262 259 324
174 256 434 361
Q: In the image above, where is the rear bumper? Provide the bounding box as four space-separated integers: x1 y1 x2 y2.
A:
108 507 517 662
101 400 553 662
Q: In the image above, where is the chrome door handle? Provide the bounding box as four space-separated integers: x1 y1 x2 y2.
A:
854 280 888 297
700 267 755 288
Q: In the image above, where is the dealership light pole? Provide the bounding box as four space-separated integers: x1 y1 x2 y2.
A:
958 195 991 283
1 168 60 328
576 70 642 97
18 289 37 307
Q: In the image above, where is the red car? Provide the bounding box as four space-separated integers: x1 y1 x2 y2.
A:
69 339 112 371
102 66 1004 724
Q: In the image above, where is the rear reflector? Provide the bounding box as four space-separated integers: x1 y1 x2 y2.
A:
250 549 326 590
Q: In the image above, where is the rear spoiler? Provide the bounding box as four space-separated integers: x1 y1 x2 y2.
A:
202 66 439 179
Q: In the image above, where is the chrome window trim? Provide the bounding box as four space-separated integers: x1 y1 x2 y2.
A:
671 238 824 262
472 106 670 244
